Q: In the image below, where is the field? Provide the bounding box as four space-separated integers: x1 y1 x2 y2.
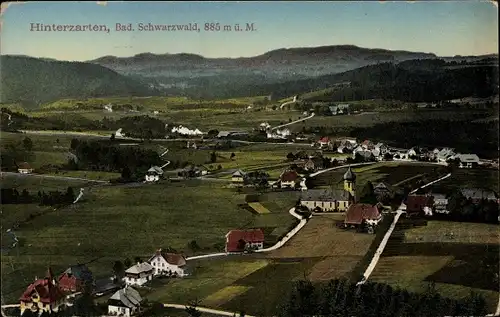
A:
310 162 448 189
370 220 500 311
428 168 499 194
0 180 299 303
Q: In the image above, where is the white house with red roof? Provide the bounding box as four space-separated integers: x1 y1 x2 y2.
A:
317 137 331 147
18 162 34 174
225 229 264 252
279 170 301 189
148 249 188 277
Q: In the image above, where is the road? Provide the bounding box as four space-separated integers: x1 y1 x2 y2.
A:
163 304 255 317
279 96 298 110
0 171 109 183
357 172 454 286
270 113 315 131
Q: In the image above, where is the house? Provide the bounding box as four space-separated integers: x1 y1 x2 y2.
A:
432 193 449 214
407 147 420 158
123 262 154 286
344 204 382 232
148 249 187 277
361 140 375 150
460 188 498 203
225 229 264 253
279 170 301 189
20 268 65 316
108 286 143 317
329 104 350 115
300 188 352 212
303 157 324 172
318 137 331 147
58 264 94 293
405 195 435 217
436 148 455 162
455 154 480 168
374 143 388 154
18 162 33 174
373 182 395 201
232 170 247 184
145 166 163 182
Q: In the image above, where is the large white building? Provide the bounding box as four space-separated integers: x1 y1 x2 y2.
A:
148 249 188 277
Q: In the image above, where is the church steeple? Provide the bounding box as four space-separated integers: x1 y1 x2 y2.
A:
343 166 356 198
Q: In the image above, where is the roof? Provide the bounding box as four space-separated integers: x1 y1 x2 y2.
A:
149 249 187 267
460 188 497 200
125 262 154 275
455 154 480 163
232 170 247 177
20 269 64 303
373 182 393 192
432 193 448 201
318 137 330 143
225 229 264 252
406 195 434 213
18 162 32 169
343 167 356 181
301 189 350 202
345 204 381 225
147 166 163 174
357 150 374 158
61 264 93 282
280 170 299 182
109 286 142 308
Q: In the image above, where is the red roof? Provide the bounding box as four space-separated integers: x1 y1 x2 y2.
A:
345 204 381 225
406 195 434 214
20 277 65 303
280 170 299 182
225 229 264 252
319 137 330 143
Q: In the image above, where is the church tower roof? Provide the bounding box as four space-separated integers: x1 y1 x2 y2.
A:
343 166 356 181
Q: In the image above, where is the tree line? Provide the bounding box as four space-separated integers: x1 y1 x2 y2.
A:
278 278 487 317
1 187 76 206
69 139 161 181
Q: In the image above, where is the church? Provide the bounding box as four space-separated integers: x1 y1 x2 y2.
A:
299 166 357 212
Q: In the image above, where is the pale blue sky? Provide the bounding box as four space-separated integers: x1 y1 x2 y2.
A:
1 1 498 61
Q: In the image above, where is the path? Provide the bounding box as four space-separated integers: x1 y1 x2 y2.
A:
357 172 453 286
279 95 298 110
0 171 108 184
270 113 315 131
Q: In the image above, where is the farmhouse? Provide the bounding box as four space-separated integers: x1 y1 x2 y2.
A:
148 249 187 277
225 229 264 252
406 195 435 217
329 104 350 115
432 193 449 214
232 170 248 184
318 137 332 147
300 188 352 212
58 264 94 293
123 262 154 286
373 182 395 202
18 162 33 174
344 204 382 232
353 150 375 162
436 148 456 162
455 154 480 168
304 157 324 172
145 166 163 182
107 286 143 317
361 140 375 150
19 268 65 316
280 170 301 189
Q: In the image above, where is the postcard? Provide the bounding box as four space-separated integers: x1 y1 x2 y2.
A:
1 1 499 317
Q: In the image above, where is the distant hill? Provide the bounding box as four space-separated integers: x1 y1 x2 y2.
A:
0 55 158 107
88 45 439 80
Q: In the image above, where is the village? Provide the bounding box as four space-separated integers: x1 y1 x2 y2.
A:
5 116 499 317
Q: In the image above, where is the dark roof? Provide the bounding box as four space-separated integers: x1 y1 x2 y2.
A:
18 162 32 169
150 249 187 267
460 188 497 200
301 189 350 202
225 229 264 252
62 264 93 281
343 167 356 181
345 204 381 225
406 195 434 214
